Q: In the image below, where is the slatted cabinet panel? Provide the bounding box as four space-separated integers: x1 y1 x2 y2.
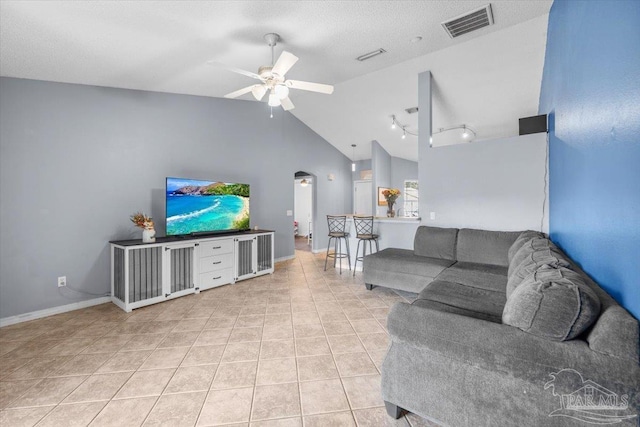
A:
111 231 274 312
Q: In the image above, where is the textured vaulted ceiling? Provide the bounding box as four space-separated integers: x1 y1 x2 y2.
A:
0 1 552 161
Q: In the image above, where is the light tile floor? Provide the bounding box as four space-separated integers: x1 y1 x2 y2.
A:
0 250 439 427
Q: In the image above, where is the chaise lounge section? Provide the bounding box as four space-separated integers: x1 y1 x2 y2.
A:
365 226 639 426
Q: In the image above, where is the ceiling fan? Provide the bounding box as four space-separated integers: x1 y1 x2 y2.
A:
209 33 334 111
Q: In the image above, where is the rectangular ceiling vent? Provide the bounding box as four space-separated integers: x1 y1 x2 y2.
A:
442 4 494 38
356 48 387 62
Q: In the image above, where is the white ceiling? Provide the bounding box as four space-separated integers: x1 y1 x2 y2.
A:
0 0 552 162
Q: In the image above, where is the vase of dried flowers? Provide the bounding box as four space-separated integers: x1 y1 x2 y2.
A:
131 212 156 243
382 188 401 218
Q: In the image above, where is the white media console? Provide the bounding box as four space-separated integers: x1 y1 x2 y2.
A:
110 230 274 312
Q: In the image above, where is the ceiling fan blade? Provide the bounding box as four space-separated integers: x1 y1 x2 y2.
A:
251 85 267 101
271 51 298 78
206 60 263 81
286 80 334 94
280 96 295 111
224 85 260 99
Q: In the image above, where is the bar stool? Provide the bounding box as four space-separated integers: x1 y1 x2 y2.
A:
324 215 351 274
353 216 379 276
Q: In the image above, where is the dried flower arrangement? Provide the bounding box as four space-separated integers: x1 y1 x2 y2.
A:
130 212 154 230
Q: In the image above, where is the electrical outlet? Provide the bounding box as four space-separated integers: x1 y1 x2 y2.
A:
430 212 436 220
58 276 66 287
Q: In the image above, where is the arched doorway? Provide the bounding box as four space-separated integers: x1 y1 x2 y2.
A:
294 171 315 252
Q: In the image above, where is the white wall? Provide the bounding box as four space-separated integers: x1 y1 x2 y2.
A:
294 179 313 236
421 133 549 232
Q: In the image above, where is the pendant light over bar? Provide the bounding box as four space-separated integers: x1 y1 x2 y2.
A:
351 144 356 172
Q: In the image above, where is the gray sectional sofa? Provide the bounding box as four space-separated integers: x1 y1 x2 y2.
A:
364 226 639 426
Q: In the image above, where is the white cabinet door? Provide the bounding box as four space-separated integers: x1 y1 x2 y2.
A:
163 242 197 298
354 180 373 215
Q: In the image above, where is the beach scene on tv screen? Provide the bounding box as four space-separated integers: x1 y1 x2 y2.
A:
166 178 250 235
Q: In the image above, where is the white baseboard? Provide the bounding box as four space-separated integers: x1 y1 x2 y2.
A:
0 297 111 328
312 247 328 254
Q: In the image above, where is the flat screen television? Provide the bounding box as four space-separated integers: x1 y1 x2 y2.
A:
166 177 250 236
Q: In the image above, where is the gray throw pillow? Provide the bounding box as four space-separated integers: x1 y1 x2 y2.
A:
506 248 571 298
508 237 557 278
507 231 546 263
502 266 601 341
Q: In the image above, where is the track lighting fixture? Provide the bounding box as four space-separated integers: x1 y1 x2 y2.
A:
389 115 416 139
387 114 476 143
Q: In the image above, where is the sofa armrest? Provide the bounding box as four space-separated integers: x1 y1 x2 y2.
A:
387 302 639 385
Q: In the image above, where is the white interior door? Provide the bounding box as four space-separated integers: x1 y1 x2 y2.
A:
354 180 373 215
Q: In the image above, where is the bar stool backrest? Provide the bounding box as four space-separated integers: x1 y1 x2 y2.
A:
327 215 347 235
353 216 374 237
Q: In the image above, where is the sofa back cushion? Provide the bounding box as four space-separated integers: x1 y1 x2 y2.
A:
506 248 571 298
456 229 521 267
413 226 458 260
508 237 558 277
508 231 547 263
502 265 601 341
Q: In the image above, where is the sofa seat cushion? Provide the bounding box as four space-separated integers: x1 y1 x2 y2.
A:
416 280 507 323
434 262 508 293
412 297 503 323
363 248 455 293
503 266 601 341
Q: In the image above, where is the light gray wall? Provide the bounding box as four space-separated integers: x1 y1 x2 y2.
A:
371 141 391 216
390 157 418 217
0 77 352 318
420 133 548 232
351 159 372 182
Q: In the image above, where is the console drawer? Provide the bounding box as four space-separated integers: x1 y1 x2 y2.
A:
200 253 233 274
199 239 233 257
199 268 233 290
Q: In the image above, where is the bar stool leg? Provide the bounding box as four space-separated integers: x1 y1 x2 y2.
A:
353 239 361 277
339 238 343 274
324 237 333 271
345 237 351 271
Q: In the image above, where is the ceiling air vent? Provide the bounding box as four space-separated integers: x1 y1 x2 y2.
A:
442 4 494 38
356 48 387 62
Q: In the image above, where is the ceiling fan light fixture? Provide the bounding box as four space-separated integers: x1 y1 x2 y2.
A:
268 92 281 107
252 85 267 101
274 84 289 99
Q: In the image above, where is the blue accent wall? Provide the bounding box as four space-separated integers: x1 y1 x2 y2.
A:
539 0 640 319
